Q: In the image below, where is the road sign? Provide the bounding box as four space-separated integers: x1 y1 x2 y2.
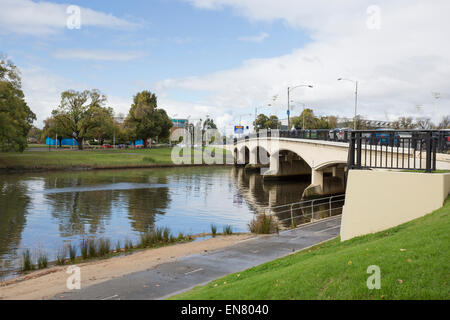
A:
287 110 290 116
234 126 244 134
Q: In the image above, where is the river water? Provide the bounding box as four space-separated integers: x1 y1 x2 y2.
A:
0 166 311 280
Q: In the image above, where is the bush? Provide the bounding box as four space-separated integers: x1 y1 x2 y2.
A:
56 247 67 266
248 214 277 234
210 224 217 237
22 249 34 271
98 238 111 256
68 243 77 262
80 239 89 260
37 252 48 269
223 225 233 235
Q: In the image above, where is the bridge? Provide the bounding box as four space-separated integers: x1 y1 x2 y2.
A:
225 130 450 197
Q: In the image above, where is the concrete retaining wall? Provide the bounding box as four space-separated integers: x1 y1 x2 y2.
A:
340 170 450 241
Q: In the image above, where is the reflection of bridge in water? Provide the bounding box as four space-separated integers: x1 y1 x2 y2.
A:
230 167 345 229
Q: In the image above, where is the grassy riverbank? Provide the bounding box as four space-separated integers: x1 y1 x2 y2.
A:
172 198 450 300
0 147 232 172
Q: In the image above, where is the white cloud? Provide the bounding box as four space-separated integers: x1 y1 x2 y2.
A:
52 49 145 61
238 32 269 43
169 0 450 123
0 0 139 36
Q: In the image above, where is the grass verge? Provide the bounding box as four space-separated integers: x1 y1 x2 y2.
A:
0 147 233 172
172 198 450 300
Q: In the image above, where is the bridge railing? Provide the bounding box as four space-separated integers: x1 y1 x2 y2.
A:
347 130 449 173
262 194 346 227
233 129 350 144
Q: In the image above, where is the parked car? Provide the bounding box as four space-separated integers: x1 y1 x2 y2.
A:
101 144 113 149
328 128 341 141
336 128 352 142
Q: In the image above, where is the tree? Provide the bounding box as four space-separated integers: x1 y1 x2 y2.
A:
391 116 416 129
124 91 172 147
0 56 36 151
291 108 316 129
415 118 435 130
253 114 280 131
87 106 115 145
203 118 217 130
28 126 44 144
253 114 269 132
437 116 450 129
51 89 108 150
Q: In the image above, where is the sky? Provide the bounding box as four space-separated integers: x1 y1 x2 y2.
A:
1 0 449 134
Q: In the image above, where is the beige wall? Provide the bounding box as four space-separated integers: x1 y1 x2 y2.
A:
341 171 450 241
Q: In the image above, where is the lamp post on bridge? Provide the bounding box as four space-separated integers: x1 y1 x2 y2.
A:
287 84 313 130
338 78 359 130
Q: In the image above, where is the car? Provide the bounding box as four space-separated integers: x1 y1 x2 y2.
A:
328 128 341 141
101 144 113 149
336 128 352 142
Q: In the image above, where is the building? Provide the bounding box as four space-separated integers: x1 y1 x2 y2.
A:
170 119 189 135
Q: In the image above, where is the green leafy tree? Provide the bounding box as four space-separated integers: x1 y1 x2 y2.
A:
88 106 115 145
0 56 36 151
124 91 172 147
253 114 269 132
51 89 108 150
253 114 280 131
291 108 316 129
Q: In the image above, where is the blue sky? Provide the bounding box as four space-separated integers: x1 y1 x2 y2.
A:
1 0 448 132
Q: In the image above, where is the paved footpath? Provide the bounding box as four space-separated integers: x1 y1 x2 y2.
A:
54 215 341 300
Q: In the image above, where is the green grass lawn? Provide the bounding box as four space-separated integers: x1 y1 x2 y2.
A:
172 198 450 300
0 147 232 171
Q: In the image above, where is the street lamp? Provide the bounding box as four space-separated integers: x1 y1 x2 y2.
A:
287 84 313 130
338 78 358 130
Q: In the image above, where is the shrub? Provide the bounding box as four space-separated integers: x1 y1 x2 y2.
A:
223 225 233 235
80 239 89 260
88 238 97 258
22 249 34 272
248 214 277 234
56 247 67 266
98 238 111 256
163 227 170 243
68 243 77 262
210 224 217 237
37 252 48 269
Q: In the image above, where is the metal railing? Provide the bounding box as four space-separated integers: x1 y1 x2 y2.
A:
233 129 449 154
347 130 449 173
262 194 346 226
233 129 350 144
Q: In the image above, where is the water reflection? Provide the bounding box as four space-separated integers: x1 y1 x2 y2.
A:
0 166 314 279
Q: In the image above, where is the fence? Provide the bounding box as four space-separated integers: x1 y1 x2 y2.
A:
347 130 449 173
262 194 346 227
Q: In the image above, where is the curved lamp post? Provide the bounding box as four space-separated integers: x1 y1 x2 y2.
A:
287 84 313 130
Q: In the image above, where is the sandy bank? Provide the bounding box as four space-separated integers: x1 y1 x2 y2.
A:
0 234 252 300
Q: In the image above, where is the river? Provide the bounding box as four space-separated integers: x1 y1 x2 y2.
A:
0 166 312 280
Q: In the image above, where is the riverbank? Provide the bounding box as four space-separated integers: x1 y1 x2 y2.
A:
0 234 253 300
0 147 233 173
172 198 450 300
